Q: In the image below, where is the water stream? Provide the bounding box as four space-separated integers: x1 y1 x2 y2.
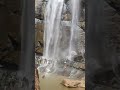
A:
36 0 85 89
43 0 82 65
68 0 81 61
43 0 64 61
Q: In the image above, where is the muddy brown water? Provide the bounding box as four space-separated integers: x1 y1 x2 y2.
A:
39 73 85 90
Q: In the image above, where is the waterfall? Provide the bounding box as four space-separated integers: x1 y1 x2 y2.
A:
43 0 64 60
42 0 82 67
68 0 81 61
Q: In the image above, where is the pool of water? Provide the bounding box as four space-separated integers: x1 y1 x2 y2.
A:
39 73 85 90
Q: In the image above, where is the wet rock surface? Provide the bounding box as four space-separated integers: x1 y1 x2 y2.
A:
0 69 32 90
35 0 85 21
61 78 85 88
73 62 85 70
35 19 44 55
35 68 40 90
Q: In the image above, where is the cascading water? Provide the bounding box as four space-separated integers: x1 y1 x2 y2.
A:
35 1 85 89
43 0 82 61
43 0 64 61
68 0 81 61
37 0 84 75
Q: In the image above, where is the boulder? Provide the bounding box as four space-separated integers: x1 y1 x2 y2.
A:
61 78 85 88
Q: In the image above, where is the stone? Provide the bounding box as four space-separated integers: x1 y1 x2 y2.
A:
73 62 85 70
35 68 40 90
35 0 46 20
61 78 85 88
62 79 81 88
74 55 83 62
79 77 85 88
35 19 44 55
80 21 85 30
62 13 71 21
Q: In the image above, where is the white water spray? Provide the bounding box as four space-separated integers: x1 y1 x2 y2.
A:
43 0 64 60
68 0 81 61
43 0 82 61
41 0 83 73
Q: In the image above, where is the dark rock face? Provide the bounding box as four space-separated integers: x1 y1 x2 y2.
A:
0 69 31 90
0 0 21 67
105 0 120 15
0 0 34 90
74 55 84 62
87 0 120 89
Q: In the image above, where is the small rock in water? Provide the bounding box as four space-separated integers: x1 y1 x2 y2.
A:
73 62 85 70
42 75 45 79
